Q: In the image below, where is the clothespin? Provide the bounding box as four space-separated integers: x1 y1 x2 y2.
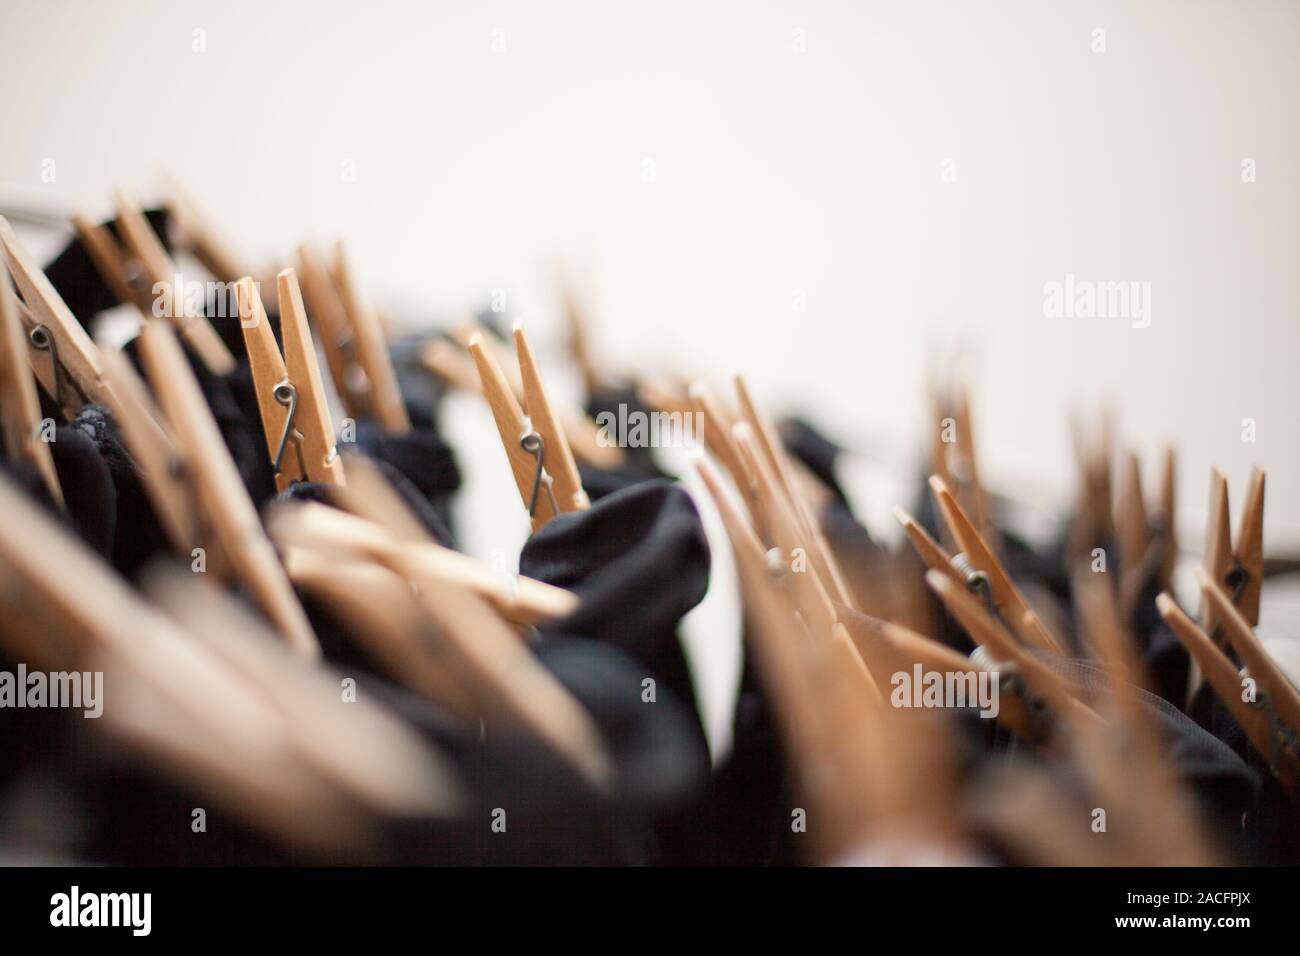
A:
331 242 410 433
0 216 118 418
835 605 1040 742
269 497 578 627
949 383 999 549
426 320 620 472
70 211 150 311
927 475 1063 654
1114 451 1150 583
112 191 235 375
467 331 574 530
136 320 319 657
732 421 838 642
733 375 855 609
236 271 345 491
160 174 246 283
296 242 367 420
283 547 480 718
1159 574 1300 794
1200 467 1265 643
513 322 588 512
0 258 61 506
1154 445 1178 591
924 569 1094 729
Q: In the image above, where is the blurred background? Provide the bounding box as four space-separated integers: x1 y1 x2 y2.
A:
2 0 1296 750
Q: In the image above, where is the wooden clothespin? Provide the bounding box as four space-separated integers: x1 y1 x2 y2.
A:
733 375 855 609
1200 467 1265 644
296 242 367 420
0 215 122 419
925 569 1094 728
1159 574 1300 794
0 258 61 505
426 320 620 472
160 174 246 283
949 382 999 550
835 605 1039 742
269 496 578 627
1114 450 1150 584
112 191 235 375
468 328 585 530
237 271 345 491
331 242 409 433
332 457 581 624
136 320 319 657
731 421 839 642
513 322 588 512
927 475 1063 654
1154 445 1178 591
71 211 150 311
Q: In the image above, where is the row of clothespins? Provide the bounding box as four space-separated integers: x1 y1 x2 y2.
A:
1 180 1296 864
0 185 657 852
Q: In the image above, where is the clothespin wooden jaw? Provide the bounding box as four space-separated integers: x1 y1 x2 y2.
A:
1199 467 1266 641
512 322 588 512
70 211 152 311
331 242 410 434
297 242 367 420
0 215 116 419
0 258 61 506
112 191 235 376
137 320 319 658
161 175 246 284
468 326 594 530
237 271 345 491
1159 576 1300 794
926 475 1063 654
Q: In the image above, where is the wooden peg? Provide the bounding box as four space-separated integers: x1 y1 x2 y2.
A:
137 321 318 657
1198 568 1300 739
112 191 235 375
512 322 587 512
1159 591 1298 794
331 242 409 433
1199 468 1233 643
297 242 365 419
1233 467 1265 627
0 258 61 505
928 475 1062 654
469 333 558 528
0 214 116 417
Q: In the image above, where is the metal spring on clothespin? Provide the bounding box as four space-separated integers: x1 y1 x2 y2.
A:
520 430 559 518
271 378 303 477
951 551 997 616
28 324 61 409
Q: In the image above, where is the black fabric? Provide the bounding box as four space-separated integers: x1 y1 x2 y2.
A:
298 597 707 864
390 334 451 433
278 452 457 549
62 405 171 579
1045 657 1261 845
349 424 461 545
519 480 709 739
43 209 172 328
48 420 115 560
778 416 851 505
579 385 673 499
